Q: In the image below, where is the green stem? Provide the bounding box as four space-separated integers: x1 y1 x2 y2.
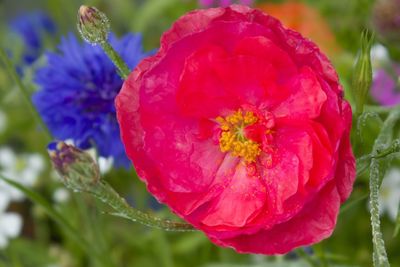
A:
77 180 195 231
369 159 390 267
0 47 52 141
100 41 131 79
356 138 400 178
374 139 400 159
367 109 400 267
365 105 396 114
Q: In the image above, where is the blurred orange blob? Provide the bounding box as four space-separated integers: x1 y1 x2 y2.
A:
257 2 341 58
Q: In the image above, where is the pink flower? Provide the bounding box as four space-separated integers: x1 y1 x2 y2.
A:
116 6 355 254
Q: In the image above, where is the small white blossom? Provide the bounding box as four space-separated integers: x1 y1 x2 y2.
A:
0 212 22 249
53 188 70 203
0 192 22 249
0 147 45 201
371 43 389 67
98 156 113 174
379 168 400 221
0 147 43 249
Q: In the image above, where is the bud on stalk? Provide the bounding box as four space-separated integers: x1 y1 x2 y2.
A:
48 141 100 191
47 141 194 231
77 5 131 79
352 31 374 117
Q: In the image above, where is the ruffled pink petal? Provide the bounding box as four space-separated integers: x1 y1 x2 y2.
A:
273 66 327 119
116 74 171 203
176 45 241 118
116 58 224 216
139 20 275 115
316 78 345 147
234 36 297 80
213 181 340 254
272 123 313 190
334 102 356 202
177 44 279 117
263 147 300 213
200 164 266 228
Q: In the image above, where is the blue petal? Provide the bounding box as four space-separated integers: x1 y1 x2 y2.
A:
32 33 152 169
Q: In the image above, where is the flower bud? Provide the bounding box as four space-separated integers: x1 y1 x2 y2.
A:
48 141 100 191
77 6 110 45
352 31 374 115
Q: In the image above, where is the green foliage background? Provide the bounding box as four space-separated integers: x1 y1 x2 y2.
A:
0 0 400 266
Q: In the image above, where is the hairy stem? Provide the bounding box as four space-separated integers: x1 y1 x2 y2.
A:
72 179 195 231
100 41 131 79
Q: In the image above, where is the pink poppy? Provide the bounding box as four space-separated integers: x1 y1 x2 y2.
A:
116 5 355 254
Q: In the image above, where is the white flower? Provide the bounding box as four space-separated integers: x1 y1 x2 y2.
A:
53 188 70 203
0 147 45 249
85 148 114 174
0 193 22 249
0 212 22 249
0 110 6 134
379 168 400 221
98 156 113 174
371 43 389 67
0 147 45 201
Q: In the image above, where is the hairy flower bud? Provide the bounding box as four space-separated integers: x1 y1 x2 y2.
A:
48 141 100 191
77 6 110 45
352 31 374 116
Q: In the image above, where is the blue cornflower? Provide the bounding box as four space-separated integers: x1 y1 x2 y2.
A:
9 11 56 67
32 33 151 168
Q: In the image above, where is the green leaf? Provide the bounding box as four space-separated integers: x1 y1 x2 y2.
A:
0 174 105 266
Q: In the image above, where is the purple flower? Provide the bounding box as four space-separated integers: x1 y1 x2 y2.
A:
32 33 152 168
199 0 253 7
371 63 400 106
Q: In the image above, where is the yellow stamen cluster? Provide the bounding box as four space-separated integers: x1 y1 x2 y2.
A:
216 110 261 163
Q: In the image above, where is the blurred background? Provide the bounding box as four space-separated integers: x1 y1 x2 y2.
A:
0 0 400 266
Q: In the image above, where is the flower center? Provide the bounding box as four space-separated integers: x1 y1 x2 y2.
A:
216 110 261 163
